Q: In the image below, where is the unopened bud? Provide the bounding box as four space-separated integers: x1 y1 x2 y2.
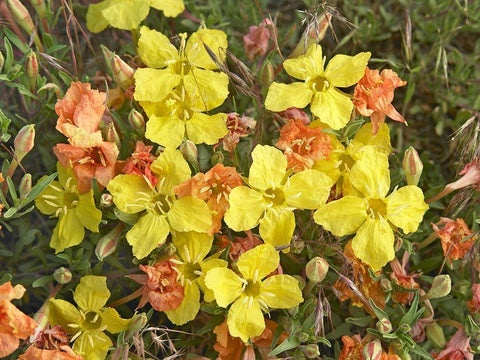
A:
376 318 393 334
398 323 411 333
8 63 22 78
19 173 32 200
297 331 309 343
128 109 145 130
53 267 72 284
100 193 114 209
114 208 139 225
403 146 423 186
14 124 35 162
111 54 135 90
299 344 320 359
305 256 329 283
426 322 446 349
95 223 124 261
291 237 304 254
426 274 451 299
0 51 4 73
380 278 392 292
6 0 35 33
363 339 383 360
126 312 147 337
179 140 199 167
260 61 274 86
25 51 38 80
210 151 224 166
105 123 121 148
289 14 330 59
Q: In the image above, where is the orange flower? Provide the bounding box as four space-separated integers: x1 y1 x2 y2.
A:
353 67 406 135
55 82 106 147
214 319 286 360
389 252 420 305
215 113 256 152
333 242 385 315
276 119 332 172
53 141 119 194
467 283 480 314
122 141 158 187
243 19 273 60
128 258 184 311
174 164 243 234
432 329 474 360
0 282 37 358
218 231 263 262
432 218 477 262
339 335 365 360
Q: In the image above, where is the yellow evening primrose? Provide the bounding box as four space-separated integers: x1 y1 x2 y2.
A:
205 243 303 342
48 276 131 360
224 145 334 248
165 231 227 325
86 0 184 33
314 148 429 271
265 44 371 130
107 148 212 259
313 122 391 196
35 163 102 253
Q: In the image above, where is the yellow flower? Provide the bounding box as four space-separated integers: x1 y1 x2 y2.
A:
312 122 391 196
86 0 184 33
165 231 227 325
107 148 212 259
48 276 131 360
205 244 303 342
314 148 429 270
35 163 102 253
265 44 370 130
224 145 334 248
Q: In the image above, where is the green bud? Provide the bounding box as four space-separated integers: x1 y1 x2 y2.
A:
291 237 305 254
53 267 72 284
111 53 135 90
426 274 451 299
305 256 329 283
127 109 145 130
380 278 392 292
100 193 114 209
19 173 32 200
260 60 274 86
179 140 199 168
363 339 383 360
0 51 4 73
114 208 139 225
126 312 147 337
95 224 123 261
211 151 224 166
403 146 423 186
426 322 446 349
398 323 411 333
25 51 38 82
376 318 393 334
297 331 309 343
105 123 121 148
14 124 35 162
6 0 35 33
300 344 320 359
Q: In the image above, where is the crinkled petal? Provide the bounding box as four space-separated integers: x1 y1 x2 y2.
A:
138 26 178 68
283 44 324 80
150 0 185 17
35 180 64 215
284 169 334 209
101 0 150 30
172 231 213 263
48 299 81 335
205 267 243 307
349 122 392 155
107 174 152 213
198 258 227 302
228 297 264 343
74 275 110 312
310 88 353 130
127 212 170 259
101 307 131 333
134 68 180 103
237 243 279 280
0 332 19 358
75 192 102 232
386 185 428 234
184 69 229 111
260 275 303 308
73 331 112 360
168 197 212 233
51 211 84 253
145 114 185 148
186 29 228 70
314 196 368 236
325 52 371 87
259 208 295 248
249 145 287 190
150 148 191 195
86 0 109 33
224 186 266 231
185 112 228 145
350 147 390 198
165 282 200 325
265 82 313 112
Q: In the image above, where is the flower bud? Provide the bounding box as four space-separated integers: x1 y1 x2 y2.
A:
53 267 72 284
426 274 451 299
126 312 147 337
7 63 22 78
211 151 224 166
403 146 423 186
260 60 274 86
25 51 38 81
380 278 392 292
0 51 4 73
128 109 145 130
305 256 329 283
114 208 139 225
105 123 121 148
398 323 411 333
111 54 135 90
363 339 383 360
95 223 124 261
376 318 393 334
179 140 199 167
100 193 114 209
426 322 446 349
291 237 305 254
300 344 320 359
14 124 35 162
6 0 35 33
19 173 32 200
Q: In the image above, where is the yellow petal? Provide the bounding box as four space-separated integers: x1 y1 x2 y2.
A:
228 297 264 343
350 147 390 198
145 114 185 148
48 299 81 335
86 0 109 33
310 88 353 130
150 0 185 17
386 185 429 234
265 82 313 112
260 275 303 308
204 267 243 307
284 169 334 209
101 0 150 30
107 174 152 214
139 100 171 117
259 208 295 248
74 275 110 312
127 212 170 259
134 68 180 103
224 186 266 231
138 26 178 68
101 307 131 333
165 282 200 325
185 112 228 145
283 43 324 80
237 243 279 280
351 217 395 271
76 192 102 232
51 211 84 253
198 258 228 302
150 148 191 195
349 122 392 155
73 331 112 360
168 197 212 233
57 162 76 189
314 196 368 236
172 231 213 263
183 69 229 111
325 52 371 87
249 145 287 190
35 180 63 215
186 29 228 70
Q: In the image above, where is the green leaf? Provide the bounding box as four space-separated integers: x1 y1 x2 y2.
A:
410 344 434 359
269 334 301 357
0 108 11 142
346 316 372 327
369 298 389 320
6 176 18 206
2 37 14 71
32 275 54 288
3 27 29 54
20 172 57 209
399 292 423 326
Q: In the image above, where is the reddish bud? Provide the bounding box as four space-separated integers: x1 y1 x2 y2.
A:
25 51 38 80
53 267 72 284
6 0 35 33
105 123 121 148
14 124 35 162
95 223 124 261
127 109 145 130
126 312 147 337
111 54 135 90
363 339 383 360
305 256 329 283
403 146 423 186
300 344 320 359
376 318 393 334
179 140 199 167
100 193 114 208
19 173 32 200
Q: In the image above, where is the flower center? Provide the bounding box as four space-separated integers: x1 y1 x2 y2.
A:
367 198 387 219
170 60 192 76
150 194 174 215
63 192 79 209
244 279 261 297
82 311 102 330
338 153 355 172
182 262 202 281
309 76 330 92
263 188 286 207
